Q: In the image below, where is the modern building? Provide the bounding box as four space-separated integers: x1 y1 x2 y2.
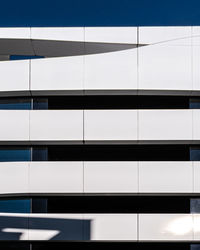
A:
0 26 200 250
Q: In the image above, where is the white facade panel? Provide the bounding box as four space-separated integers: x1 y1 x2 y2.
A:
29 214 84 241
193 215 200 240
193 110 200 139
0 60 29 93
139 162 193 193
193 46 200 91
84 110 137 141
139 26 192 45
29 162 83 193
84 214 137 241
0 28 30 39
138 110 192 141
0 111 29 141
139 45 192 91
85 49 137 90
31 56 84 91
193 162 200 193
31 27 84 41
85 27 137 44
30 110 83 141
139 214 193 241
84 161 138 193
0 163 29 194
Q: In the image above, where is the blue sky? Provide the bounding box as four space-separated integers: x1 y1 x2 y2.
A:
2 0 200 26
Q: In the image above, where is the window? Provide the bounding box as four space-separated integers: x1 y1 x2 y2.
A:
32 147 48 161
0 98 31 110
189 98 200 109
190 147 200 161
0 199 31 213
0 147 31 162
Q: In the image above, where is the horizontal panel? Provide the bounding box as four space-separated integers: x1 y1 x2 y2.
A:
85 27 137 44
30 110 83 141
31 27 84 41
31 56 84 91
139 27 192 45
29 162 83 193
84 49 137 90
29 214 84 240
139 214 193 241
0 162 29 194
84 161 138 193
138 110 193 140
138 45 192 91
0 60 29 93
0 111 29 141
139 162 193 193
83 214 137 241
84 110 137 141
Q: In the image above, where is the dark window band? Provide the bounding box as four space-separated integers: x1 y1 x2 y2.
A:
0 96 200 109
1 145 200 161
0 242 197 250
1 196 200 214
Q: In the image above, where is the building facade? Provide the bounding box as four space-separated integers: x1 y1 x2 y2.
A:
0 26 200 249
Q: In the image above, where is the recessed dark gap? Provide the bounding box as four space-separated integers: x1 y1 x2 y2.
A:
46 145 191 161
0 145 196 161
0 242 197 250
32 196 192 213
0 95 200 109
0 196 199 214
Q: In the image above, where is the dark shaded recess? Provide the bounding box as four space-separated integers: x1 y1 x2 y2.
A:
0 145 193 161
0 242 191 250
0 95 199 110
0 242 30 250
47 145 190 161
33 196 191 214
38 95 191 109
8 242 194 250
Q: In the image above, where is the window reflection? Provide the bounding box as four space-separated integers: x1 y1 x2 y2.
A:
190 98 200 109
0 98 31 110
191 245 200 250
190 147 200 161
190 199 200 213
0 147 31 162
0 199 30 213
33 98 48 110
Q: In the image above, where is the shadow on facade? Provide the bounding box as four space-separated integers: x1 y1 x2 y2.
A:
0 215 91 240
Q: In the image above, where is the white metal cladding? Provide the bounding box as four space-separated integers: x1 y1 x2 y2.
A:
1 27 200 243
0 26 200 94
0 161 198 194
1 110 200 142
1 213 200 241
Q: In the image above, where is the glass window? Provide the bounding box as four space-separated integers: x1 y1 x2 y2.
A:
190 199 200 213
10 55 44 60
0 98 31 110
33 98 48 110
191 245 200 250
0 147 31 162
32 147 48 161
0 199 31 213
190 98 200 109
190 147 200 161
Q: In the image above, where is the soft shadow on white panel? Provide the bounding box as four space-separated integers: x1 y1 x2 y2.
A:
85 49 137 90
139 44 192 91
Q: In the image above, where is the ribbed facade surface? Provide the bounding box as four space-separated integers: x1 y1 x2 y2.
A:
0 26 200 250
